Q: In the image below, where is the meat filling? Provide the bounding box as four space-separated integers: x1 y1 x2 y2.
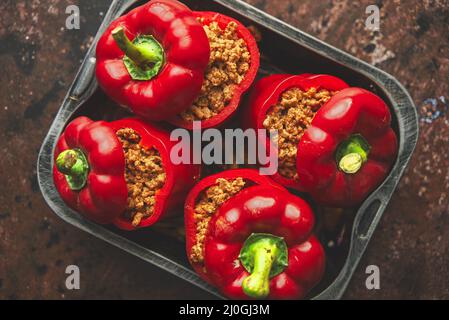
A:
263 87 335 179
116 128 166 227
190 177 246 263
179 20 251 121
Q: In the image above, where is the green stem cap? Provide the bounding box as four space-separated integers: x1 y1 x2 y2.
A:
112 26 164 81
336 134 371 174
239 233 288 299
56 149 89 190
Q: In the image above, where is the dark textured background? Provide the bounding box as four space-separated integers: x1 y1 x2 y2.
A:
0 0 448 299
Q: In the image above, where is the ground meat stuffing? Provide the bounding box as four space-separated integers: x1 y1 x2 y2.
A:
263 87 335 179
190 177 246 263
116 128 166 227
179 20 251 121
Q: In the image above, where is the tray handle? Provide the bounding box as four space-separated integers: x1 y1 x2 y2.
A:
69 56 97 100
354 197 383 241
349 192 389 266
313 185 392 300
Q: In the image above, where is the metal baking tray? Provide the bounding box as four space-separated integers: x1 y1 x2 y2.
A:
37 0 418 299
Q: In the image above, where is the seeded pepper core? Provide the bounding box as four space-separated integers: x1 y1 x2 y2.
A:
190 177 246 263
263 87 335 179
180 20 251 121
116 128 166 227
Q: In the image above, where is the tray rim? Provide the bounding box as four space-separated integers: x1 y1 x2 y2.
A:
37 0 419 300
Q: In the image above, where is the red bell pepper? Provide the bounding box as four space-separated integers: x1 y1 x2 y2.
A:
96 0 210 121
54 116 200 229
203 185 325 299
168 11 260 129
53 116 128 224
245 74 349 190
185 169 285 282
296 87 398 207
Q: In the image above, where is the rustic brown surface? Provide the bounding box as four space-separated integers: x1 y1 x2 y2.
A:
0 0 448 299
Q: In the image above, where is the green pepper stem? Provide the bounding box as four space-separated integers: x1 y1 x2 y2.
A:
336 134 371 174
56 149 89 190
112 26 160 67
242 244 277 298
339 152 363 174
56 150 83 176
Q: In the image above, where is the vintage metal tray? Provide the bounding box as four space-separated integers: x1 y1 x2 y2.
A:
37 0 418 299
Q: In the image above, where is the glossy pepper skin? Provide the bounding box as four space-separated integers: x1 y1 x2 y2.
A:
203 185 325 299
296 87 398 207
245 74 349 190
96 0 210 121
168 11 260 129
54 116 200 229
185 169 285 283
53 117 128 224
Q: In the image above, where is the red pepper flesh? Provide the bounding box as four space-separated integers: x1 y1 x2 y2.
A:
54 116 200 228
203 185 325 299
96 0 210 121
168 11 260 129
296 87 398 207
53 117 128 224
245 74 349 190
185 169 285 283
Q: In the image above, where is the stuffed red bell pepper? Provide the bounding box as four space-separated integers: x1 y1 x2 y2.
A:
96 0 210 121
54 116 200 229
169 11 260 129
296 87 398 207
245 74 349 190
185 169 284 282
202 184 325 299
